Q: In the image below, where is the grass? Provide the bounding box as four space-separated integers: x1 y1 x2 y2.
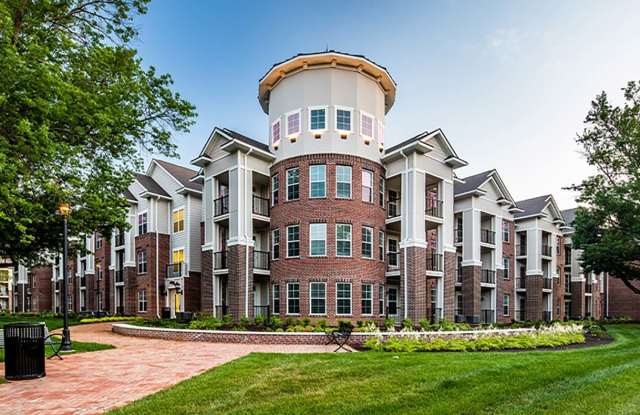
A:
0 313 81 331
110 325 640 415
0 336 114 363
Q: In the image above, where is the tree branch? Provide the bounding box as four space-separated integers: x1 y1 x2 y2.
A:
621 277 640 295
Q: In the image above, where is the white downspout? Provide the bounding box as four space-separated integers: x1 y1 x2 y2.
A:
155 198 160 319
400 149 409 320
244 148 254 318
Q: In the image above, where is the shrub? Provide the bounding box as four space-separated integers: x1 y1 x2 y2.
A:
188 317 222 330
401 319 413 330
302 317 311 327
384 318 396 331
268 316 283 329
80 316 140 324
316 319 327 329
254 314 265 326
222 314 233 324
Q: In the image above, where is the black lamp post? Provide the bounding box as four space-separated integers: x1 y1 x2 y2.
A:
59 202 72 352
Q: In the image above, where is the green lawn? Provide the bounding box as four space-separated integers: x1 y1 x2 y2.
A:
0 336 114 363
110 325 640 415
0 313 81 330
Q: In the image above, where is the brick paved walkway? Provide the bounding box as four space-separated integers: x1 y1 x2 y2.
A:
0 323 338 414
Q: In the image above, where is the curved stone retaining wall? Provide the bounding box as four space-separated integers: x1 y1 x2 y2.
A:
112 323 536 347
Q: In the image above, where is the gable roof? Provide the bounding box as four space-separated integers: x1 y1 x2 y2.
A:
220 128 270 153
561 208 577 226
123 188 137 203
383 129 467 168
192 127 274 167
134 173 170 197
454 170 495 196
514 194 564 223
153 159 203 192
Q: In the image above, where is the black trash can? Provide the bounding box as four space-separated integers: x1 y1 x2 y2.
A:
176 312 193 323
4 323 46 380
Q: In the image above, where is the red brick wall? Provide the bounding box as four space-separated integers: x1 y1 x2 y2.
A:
498 219 516 323
571 281 585 318
94 232 111 312
526 275 543 321
443 251 456 321
403 246 428 322
554 235 566 320
201 250 213 314
133 233 170 318
461 265 481 323
607 277 640 320
226 244 252 321
270 154 386 324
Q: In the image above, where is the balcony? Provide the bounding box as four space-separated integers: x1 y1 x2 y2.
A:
115 269 124 283
454 228 463 243
387 197 400 219
430 307 442 324
426 251 443 272
517 277 526 289
167 262 187 279
252 195 270 217
80 276 86 287
114 233 125 247
541 244 552 257
253 250 270 270
516 310 526 321
481 229 495 245
253 305 270 318
585 283 592 293
516 244 527 256
481 269 496 284
543 311 552 322
214 195 229 217
456 267 463 283
543 278 552 290
480 309 495 324
387 252 399 271
214 251 227 269
425 199 443 218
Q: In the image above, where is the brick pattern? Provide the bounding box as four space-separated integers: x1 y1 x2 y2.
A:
227 244 253 321
526 275 544 321
461 265 481 323
94 232 111 313
443 251 456 321
31 266 53 312
184 272 202 313
402 246 428 322
571 281 585 319
201 250 213 314
606 277 640 320
133 232 170 318
554 235 566 320
499 220 515 323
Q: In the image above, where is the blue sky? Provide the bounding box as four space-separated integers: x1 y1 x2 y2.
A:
132 1 640 208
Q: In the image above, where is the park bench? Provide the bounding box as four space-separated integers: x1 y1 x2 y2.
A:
325 322 354 352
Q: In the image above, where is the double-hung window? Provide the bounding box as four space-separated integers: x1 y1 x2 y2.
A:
361 226 373 259
503 295 510 316
287 225 300 257
309 223 326 256
286 168 299 201
137 250 147 274
378 284 385 315
272 228 280 260
172 208 185 233
336 107 352 132
287 282 300 314
336 283 352 315
379 177 385 207
336 165 352 199
95 235 102 250
310 282 326 315
362 170 373 202
286 110 301 137
503 256 510 279
360 112 374 139
272 284 280 313
379 231 385 261
309 107 326 131
309 165 326 198
502 220 510 242
138 212 148 235
271 175 279 206
336 224 352 257
138 289 147 312
272 119 281 148
361 283 373 315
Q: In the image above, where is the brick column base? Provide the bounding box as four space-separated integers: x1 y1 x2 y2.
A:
201 250 214 315
443 251 456 321
571 281 585 319
400 246 427 323
526 275 543 321
227 244 253 321
461 265 481 323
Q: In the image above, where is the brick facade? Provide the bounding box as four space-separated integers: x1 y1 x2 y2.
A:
30 266 53 312
201 249 213 314
498 220 515 323
525 275 543 321
133 232 170 318
402 246 428 322
442 251 456 321
606 277 640 320
461 265 481 323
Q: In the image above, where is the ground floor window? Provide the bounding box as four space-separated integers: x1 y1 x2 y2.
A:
80 289 86 312
310 282 326 315
336 282 352 315
287 282 300 314
503 294 510 316
378 284 384 315
138 289 147 312
361 283 373 315
272 284 280 314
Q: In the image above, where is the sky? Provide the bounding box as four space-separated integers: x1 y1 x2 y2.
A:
132 0 640 209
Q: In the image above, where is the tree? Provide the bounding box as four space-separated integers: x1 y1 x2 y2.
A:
0 0 196 263
571 81 640 294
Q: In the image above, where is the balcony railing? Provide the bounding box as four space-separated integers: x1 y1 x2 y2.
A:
426 251 443 272
543 311 552 322
115 269 124 283
515 310 526 321
480 309 495 324
425 199 443 218
585 283 593 293
516 244 526 256
114 233 125 247
167 262 187 279
454 309 464 323
541 244 552 257
214 195 229 217
517 277 526 289
116 306 124 316
387 252 399 270
481 229 495 245
387 197 400 218
252 195 270 216
214 251 227 269
80 276 86 287
565 280 571 294
215 304 228 317
454 228 463 243
543 277 553 290
253 251 270 270
253 305 270 318
456 268 463 283
430 307 442 324
481 269 496 284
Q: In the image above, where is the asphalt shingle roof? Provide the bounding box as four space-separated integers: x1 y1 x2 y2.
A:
221 128 271 153
513 195 551 218
123 188 137 202
154 159 203 192
135 173 170 197
385 131 432 154
454 170 495 196
561 208 577 227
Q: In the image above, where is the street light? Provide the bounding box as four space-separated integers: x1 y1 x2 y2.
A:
58 202 72 352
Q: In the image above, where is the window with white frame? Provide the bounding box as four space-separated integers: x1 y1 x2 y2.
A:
336 224 352 257
361 283 373 315
172 208 185 233
138 212 148 235
286 168 299 201
287 225 300 257
137 250 147 274
309 165 326 198
272 284 280 313
272 228 280 260
95 234 102 250
286 110 301 136
138 289 147 312
379 231 385 261
361 226 373 259
379 284 385 314
287 282 300 314
502 220 510 242
309 223 327 256
271 119 281 147
362 169 373 202
503 256 510 279
80 289 86 311
336 107 352 132
309 107 326 131
379 177 385 207
360 112 374 139
336 282 352 315
503 295 510 316
336 165 352 199
271 174 279 206
310 282 326 315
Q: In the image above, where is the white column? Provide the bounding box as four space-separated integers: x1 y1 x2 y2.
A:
495 216 503 271
461 208 481 266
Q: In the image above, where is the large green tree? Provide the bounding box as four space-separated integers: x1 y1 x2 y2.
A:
0 0 196 263
571 81 640 294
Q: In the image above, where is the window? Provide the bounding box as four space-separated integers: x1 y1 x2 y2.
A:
360 112 374 138
379 284 385 315
137 250 147 274
503 256 510 279
138 289 147 312
272 284 280 313
336 165 352 199
172 208 185 233
379 177 385 207
379 231 385 261
287 225 300 257
502 220 510 242
80 290 86 312
271 174 279 206
309 107 326 131
336 108 352 132
361 283 373 315
336 282 352 315
309 223 327 256
361 226 373 259
503 295 510 316
309 165 326 198
95 235 102 250
271 119 281 147
96 265 102 281
362 170 373 202
272 228 280 260
138 212 148 235
336 224 352 257
286 110 301 136
310 282 326 315
286 168 299 201
172 248 184 267
287 282 300 314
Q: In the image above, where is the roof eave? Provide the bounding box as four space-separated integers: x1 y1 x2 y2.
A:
381 141 433 163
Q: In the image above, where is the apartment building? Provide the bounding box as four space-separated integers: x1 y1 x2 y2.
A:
0 257 14 311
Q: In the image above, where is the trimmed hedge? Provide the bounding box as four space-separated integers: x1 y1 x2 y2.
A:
80 316 141 324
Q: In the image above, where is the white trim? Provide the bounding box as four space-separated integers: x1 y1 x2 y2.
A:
307 105 328 132
361 282 374 316
335 164 352 199
285 108 302 137
285 225 300 258
309 281 327 316
336 223 352 258
334 105 354 133
271 228 280 260
308 164 327 199
172 206 185 234
335 282 353 316
285 167 300 201
309 223 327 257
359 110 375 142
286 282 300 315
271 118 282 148
361 226 374 259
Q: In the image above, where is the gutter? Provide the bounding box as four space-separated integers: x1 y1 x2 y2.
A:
400 148 409 320
155 198 160 319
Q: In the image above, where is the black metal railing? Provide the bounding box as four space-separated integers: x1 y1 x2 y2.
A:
80 276 86 287
454 227 463 243
541 244 552 257
387 252 399 270
114 233 125 247
425 199 443 218
387 197 400 218
456 267 463 283
481 309 495 324
430 307 442 324
115 269 124 283
167 262 186 279
214 251 227 269
215 305 228 317
543 311 552 322
252 195 270 216
116 306 124 316
585 283 592 293
253 305 270 318
516 310 526 321
214 195 229 217
543 278 553 290
565 255 571 265
516 244 527 256
253 251 270 270
517 277 526 289
481 269 496 284
481 229 495 244
565 279 571 294
426 251 443 272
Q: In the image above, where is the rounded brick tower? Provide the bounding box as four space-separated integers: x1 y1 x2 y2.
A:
259 51 397 323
